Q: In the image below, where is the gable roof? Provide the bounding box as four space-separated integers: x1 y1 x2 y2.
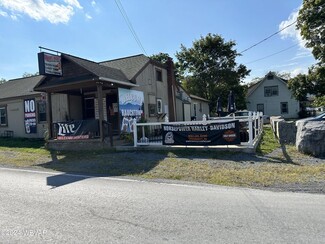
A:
63 54 130 83
0 75 44 101
100 54 167 81
100 54 150 81
189 94 210 102
247 72 288 97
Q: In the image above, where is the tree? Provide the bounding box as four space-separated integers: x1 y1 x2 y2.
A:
23 72 39 77
0 78 6 84
288 73 312 101
290 1 325 105
289 65 325 100
175 33 250 112
150 52 171 64
297 0 325 63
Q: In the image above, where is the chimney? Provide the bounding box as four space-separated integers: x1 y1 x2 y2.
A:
166 57 176 121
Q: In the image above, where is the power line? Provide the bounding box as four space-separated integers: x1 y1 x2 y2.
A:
114 0 147 55
239 20 297 54
244 43 299 65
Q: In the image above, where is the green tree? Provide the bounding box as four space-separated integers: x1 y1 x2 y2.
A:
290 1 325 105
22 72 39 77
150 52 171 64
288 73 312 101
312 95 325 107
297 0 325 63
175 33 250 112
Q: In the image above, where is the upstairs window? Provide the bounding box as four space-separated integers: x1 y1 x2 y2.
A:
0 106 7 126
156 69 162 82
264 86 278 97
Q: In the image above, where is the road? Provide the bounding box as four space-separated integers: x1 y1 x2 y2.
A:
0 166 324 243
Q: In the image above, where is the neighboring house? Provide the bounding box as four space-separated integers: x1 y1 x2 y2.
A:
0 75 47 138
189 94 210 120
175 86 210 121
246 72 300 118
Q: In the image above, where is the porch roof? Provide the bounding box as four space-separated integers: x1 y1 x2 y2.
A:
34 53 137 92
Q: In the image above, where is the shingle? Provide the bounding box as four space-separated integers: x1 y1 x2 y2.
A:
100 54 150 80
0 75 44 100
63 54 130 83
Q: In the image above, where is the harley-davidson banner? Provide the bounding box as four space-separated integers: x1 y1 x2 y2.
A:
162 120 240 146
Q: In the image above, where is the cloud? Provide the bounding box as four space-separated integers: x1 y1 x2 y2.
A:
0 0 83 24
91 1 96 7
0 9 7 17
64 0 82 9
85 13 92 20
278 7 307 50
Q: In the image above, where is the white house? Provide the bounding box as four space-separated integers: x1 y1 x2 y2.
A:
175 86 210 121
246 72 300 118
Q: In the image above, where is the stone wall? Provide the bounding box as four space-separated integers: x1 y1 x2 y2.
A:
296 121 325 157
270 116 297 145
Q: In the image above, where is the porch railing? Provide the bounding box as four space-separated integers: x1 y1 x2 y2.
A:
133 112 264 148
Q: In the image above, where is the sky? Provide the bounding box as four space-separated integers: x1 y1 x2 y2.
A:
0 0 317 83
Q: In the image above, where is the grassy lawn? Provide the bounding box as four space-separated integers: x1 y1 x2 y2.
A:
0 128 324 189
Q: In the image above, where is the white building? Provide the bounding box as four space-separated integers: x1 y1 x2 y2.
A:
246 72 300 118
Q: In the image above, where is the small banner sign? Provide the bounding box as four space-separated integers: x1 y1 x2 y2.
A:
118 88 144 133
38 52 62 76
24 99 37 134
53 120 99 140
162 120 240 146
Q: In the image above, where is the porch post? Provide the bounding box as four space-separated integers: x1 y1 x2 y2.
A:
46 92 53 139
97 82 104 141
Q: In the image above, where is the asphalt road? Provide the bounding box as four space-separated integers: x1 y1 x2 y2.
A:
0 166 324 244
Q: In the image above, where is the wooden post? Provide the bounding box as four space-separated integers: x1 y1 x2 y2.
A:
97 82 104 141
46 92 53 139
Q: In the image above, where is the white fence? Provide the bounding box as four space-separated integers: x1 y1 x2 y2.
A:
133 112 264 148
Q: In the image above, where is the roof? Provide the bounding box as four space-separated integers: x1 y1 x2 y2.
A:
247 72 288 97
189 94 210 102
0 75 44 101
63 54 130 83
100 54 151 80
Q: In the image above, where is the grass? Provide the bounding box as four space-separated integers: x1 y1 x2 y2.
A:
256 125 280 155
0 128 324 189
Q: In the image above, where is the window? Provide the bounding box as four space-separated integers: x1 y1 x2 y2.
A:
84 97 95 119
0 106 7 126
264 86 278 97
38 101 47 122
257 104 264 113
193 103 197 117
281 102 288 114
157 99 162 114
156 69 162 82
199 103 202 112
148 94 156 117
148 104 156 117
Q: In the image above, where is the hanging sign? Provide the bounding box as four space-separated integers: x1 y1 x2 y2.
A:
38 52 62 76
24 99 37 134
162 120 240 146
